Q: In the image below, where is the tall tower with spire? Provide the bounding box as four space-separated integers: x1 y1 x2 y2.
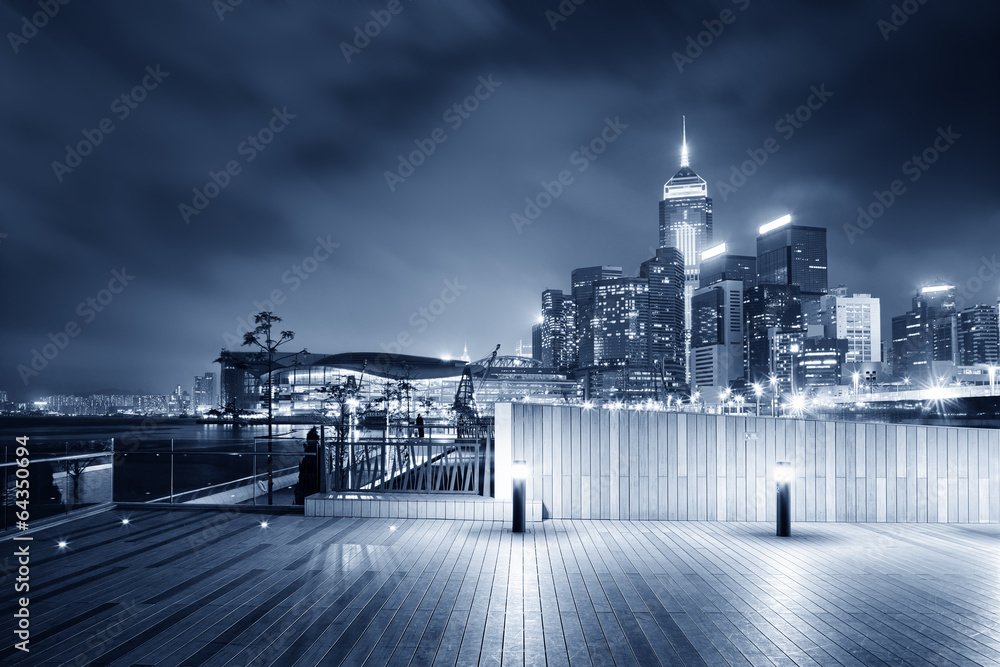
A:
659 117 713 385
658 116 713 275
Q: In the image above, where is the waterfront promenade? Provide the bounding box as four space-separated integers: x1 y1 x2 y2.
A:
2 508 999 665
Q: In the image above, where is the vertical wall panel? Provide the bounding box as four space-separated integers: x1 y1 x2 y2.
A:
496 404 999 524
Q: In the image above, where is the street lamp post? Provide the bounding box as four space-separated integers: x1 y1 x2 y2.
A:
775 462 792 537
512 460 527 533
752 383 763 416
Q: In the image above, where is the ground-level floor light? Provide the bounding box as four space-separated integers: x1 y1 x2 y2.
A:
512 460 527 533
775 462 792 537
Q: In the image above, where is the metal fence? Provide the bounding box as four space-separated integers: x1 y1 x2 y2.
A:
327 424 494 496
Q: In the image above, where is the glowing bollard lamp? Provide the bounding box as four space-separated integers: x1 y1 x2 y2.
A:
512 460 528 533
775 462 792 537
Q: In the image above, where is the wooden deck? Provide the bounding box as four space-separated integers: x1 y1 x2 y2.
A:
2 509 1000 665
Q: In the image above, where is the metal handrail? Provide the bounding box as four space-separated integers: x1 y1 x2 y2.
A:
0 451 113 469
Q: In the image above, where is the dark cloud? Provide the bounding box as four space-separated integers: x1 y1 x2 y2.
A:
1 0 998 400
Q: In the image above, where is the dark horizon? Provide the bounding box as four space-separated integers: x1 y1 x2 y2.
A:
2 1 998 401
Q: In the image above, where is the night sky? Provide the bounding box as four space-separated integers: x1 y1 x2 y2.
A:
2 0 997 401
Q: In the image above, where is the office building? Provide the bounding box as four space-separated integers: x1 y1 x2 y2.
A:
699 243 757 291
891 285 957 380
805 289 881 364
541 289 577 370
690 279 744 392
640 247 687 389
194 372 216 413
593 278 649 369
571 265 623 368
957 304 999 366
659 120 712 384
658 119 713 279
795 337 848 389
744 284 803 384
756 215 828 296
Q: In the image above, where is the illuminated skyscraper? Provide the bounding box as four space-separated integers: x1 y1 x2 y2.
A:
659 118 713 383
541 289 576 369
805 289 881 364
690 279 744 392
194 372 216 412
593 278 649 368
744 284 803 384
572 265 623 368
658 118 713 276
956 304 999 366
699 243 757 291
891 285 957 380
640 247 687 389
756 215 828 296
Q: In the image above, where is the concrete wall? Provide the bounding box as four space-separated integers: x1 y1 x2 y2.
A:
494 403 1000 523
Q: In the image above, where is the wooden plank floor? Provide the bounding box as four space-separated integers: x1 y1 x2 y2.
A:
2 510 1000 666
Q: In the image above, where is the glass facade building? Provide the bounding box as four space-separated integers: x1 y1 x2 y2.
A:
756 223 828 295
571 265 623 368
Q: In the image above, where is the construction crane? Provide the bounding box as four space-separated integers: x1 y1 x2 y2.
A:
454 344 500 427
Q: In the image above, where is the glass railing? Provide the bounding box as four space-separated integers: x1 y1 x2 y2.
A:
112 438 315 506
1 439 114 530
2 423 495 530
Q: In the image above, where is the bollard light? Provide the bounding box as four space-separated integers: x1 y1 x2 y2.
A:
512 460 528 533
775 462 792 537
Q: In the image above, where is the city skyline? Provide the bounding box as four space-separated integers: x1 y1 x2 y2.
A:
3 2 998 401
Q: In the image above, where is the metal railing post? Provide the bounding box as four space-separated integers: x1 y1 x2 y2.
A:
169 439 174 504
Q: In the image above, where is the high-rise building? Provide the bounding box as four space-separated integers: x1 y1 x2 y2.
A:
756 215 828 296
744 284 803 384
957 304 999 366
194 372 216 412
795 337 848 389
640 247 687 389
805 290 881 364
690 279 744 392
699 243 757 291
891 285 957 380
571 265 623 368
541 289 573 369
659 119 713 385
658 118 713 278
531 323 543 363
768 328 805 395
593 278 649 369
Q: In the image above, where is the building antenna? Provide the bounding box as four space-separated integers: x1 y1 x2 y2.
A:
680 115 689 168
